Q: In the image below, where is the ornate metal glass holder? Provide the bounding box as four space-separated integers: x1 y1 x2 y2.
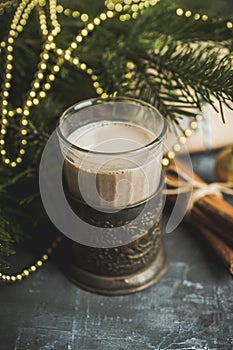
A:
57 96 168 295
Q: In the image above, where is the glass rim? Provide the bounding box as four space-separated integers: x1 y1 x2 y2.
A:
57 96 167 156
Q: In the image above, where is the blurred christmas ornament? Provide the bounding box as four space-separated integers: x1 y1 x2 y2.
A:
215 146 233 182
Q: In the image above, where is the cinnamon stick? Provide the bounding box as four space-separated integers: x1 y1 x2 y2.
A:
176 159 233 237
165 160 233 244
190 206 233 246
194 223 233 275
165 159 233 273
165 177 233 245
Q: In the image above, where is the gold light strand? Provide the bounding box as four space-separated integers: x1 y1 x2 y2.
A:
0 0 19 15
51 0 161 100
176 7 209 22
0 0 63 167
0 235 62 283
0 0 38 167
226 21 233 29
162 107 204 167
38 6 49 37
175 6 233 30
1 2 103 167
63 0 161 97
49 0 61 36
63 9 117 96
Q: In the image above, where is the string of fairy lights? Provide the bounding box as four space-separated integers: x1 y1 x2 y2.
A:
0 0 232 282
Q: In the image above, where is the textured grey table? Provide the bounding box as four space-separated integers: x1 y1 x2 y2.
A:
0 152 233 350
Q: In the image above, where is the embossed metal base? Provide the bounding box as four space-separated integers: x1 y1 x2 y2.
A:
68 242 168 295
66 185 168 295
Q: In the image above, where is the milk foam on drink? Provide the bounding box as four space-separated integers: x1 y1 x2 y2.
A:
68 121 155 154
63 120 162 208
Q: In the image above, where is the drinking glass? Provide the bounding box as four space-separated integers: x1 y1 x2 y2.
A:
57 96 168 295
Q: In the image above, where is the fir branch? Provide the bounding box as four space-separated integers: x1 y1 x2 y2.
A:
96 36 233 122
0 216 15 269
136 4 233 45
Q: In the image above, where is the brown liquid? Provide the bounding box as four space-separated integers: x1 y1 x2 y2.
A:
63 121 162 209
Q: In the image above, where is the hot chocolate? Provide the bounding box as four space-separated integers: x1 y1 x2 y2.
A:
63 120 163 210
57 97 168 295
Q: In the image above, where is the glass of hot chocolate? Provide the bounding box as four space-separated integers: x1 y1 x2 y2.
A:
57 96 168 295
